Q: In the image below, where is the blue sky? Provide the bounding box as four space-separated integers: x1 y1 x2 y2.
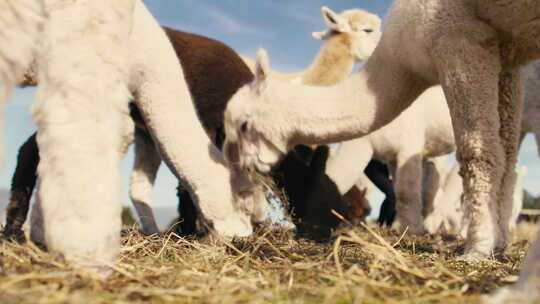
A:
2 1 539 212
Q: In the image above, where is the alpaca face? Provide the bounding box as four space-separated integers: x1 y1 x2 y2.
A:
313 7 382 62
223 50 288 173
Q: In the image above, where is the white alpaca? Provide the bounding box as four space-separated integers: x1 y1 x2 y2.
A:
324 86 454 234
30 0 253 271
130 7 382 234
224 0 540 259
0 0 45 165
424 164 526 238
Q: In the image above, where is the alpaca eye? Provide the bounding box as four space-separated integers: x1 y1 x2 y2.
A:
240 121 248 133
363 29 373 33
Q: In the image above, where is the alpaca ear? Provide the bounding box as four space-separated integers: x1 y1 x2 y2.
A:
321 6 350 33
252 48 270 94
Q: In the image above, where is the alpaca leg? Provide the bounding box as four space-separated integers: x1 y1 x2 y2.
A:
32 0 134 271
394 154 425 234
422 156 446 215
363 160 396 227
422 156 446 229
130 1 252 237
176 185 205 236
496 67 523 250
3 133 39 242
325 138 374 194
130 129 161 235
29 193 45 247
434 40 504 258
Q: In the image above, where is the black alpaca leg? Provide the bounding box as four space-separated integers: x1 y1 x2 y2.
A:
3 133 39 242
363 160 396 227
176 185 198 235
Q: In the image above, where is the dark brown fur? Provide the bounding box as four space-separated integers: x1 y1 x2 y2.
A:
2 134 39 242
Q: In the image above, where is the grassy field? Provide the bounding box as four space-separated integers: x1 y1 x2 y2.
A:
0 222 537 304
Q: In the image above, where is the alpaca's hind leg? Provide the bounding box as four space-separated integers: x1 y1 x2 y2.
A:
434 40 504 258
130 129 161 235
394 154 425 234
496 67 523 250
3 133 39 242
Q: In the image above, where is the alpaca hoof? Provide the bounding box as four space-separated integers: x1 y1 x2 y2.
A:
211 215 253 238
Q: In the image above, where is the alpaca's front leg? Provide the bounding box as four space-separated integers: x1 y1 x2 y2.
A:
496 67 523 250
130 128 161 235
394 154 425 235
325 137 374 194
32 0 135 271
130 1 252 237
434 39 504 258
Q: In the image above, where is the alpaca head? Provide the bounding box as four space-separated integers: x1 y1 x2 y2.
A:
312 6 382 62
224 49 288 174
343 186 371 225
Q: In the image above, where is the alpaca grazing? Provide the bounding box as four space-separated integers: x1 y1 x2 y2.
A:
22 0 260 271
224 0 540 259
272 145 370 237
3 26 258 240
4 7 381 239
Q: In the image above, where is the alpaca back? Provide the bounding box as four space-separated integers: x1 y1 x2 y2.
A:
163 28 254 137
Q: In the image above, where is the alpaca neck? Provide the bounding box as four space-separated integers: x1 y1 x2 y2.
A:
263 52 430 148
301 35 355 86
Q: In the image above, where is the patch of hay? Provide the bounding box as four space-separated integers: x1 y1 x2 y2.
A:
0 222 536 303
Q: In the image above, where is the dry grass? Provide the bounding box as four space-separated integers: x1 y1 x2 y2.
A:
0 222 537 304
